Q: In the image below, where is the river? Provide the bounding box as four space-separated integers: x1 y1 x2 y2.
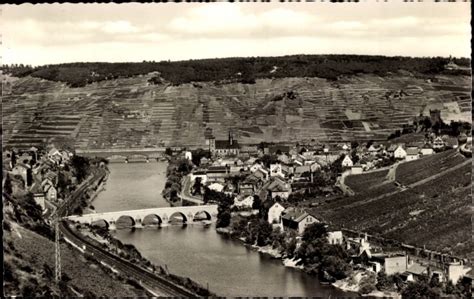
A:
94 162 351 297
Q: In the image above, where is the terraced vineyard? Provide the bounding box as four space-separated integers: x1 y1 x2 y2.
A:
2 72 471 150
315 155 472 259
395 149 466 185
345 169 390 193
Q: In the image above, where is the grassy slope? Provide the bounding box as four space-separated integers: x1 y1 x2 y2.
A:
4 220 145 297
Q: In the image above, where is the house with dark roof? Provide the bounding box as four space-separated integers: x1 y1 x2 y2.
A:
267 177 291 200
281 207 319 235
405 147 420 161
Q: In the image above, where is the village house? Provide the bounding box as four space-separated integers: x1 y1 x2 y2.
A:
253 168 269 182
233 195 254 208
281 208 319 235
351 163 363 175
268 202 285 224
341 155 353 168
208 182 225 193
267 177 292 200
47 148 63 164
30 183 46 211
420 143 434 156
392 145 407 159
327 231 344 245
270 163 285 179
239 174 262 196
374 253 408 275
447 262 472 284
43 183 58 202
443 136 459 149
190 170 208 185
11 163 32 188
405 147 420 161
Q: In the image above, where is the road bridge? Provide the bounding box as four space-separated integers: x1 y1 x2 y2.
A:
66 205 218 230
76 148 167 162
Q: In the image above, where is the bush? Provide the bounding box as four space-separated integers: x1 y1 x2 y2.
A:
359 272 377 294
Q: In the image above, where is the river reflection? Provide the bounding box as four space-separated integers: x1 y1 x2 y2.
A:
94 163 352 297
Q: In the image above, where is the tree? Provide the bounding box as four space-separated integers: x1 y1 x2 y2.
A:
216 211 231 228
71 155 90 182
192 177 202 195
376 271 394 291
165 147 173 156
252 195 262 210
302 222 327 242
401 279 441 299
359 272 377 294
4 174 12 195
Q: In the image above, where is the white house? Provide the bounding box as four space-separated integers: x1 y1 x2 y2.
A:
184 151 192 161
233 195 254 208
341 155 353 167
268 202 285 224
270 163 285 178
208 182 224 193
394 146 407 159
327 231 344 245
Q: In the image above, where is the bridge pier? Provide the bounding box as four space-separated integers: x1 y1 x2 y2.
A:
134 218 143 228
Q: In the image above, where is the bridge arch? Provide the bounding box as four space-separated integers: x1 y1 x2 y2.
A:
142 214 163 226
193 210 212 221
115 215 136 228
169 212 187 223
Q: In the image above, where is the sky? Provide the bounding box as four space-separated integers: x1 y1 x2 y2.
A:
1 2 471 66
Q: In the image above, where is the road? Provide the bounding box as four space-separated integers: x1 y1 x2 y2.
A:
180 175 204 205
55 168 198 297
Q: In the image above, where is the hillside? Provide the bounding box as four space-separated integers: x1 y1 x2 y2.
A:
313 152 472 259
2 182 147 297
2 69 471 150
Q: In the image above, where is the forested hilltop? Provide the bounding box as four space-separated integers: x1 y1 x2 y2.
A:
2 55 470 87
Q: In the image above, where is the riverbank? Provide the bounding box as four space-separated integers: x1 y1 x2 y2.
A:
216 226 361 296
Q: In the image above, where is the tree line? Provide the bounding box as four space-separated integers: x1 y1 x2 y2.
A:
2 55 470 87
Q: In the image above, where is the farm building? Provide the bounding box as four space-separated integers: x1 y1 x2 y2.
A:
233 195 254 208
405 147 420 161
267 177 291 200
420 143 434 156
393 145 407 159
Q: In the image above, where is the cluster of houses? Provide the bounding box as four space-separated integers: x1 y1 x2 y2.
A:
3 146 75 212
264 200 472 285
342 134 464 175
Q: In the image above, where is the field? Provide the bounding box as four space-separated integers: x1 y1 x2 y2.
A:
314 155 472 259
2 71 471 150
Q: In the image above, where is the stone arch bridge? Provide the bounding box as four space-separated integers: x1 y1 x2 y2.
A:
66 205 218 230
76 148 167 162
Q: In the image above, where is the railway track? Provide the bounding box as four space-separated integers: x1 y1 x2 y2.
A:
59 221 196 297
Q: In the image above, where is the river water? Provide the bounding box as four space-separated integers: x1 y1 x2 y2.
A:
94 162 351 297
